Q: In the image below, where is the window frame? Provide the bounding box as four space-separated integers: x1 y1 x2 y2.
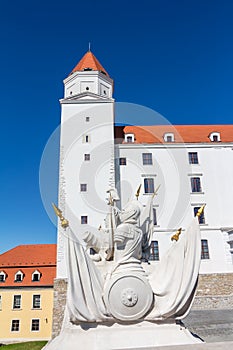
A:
124 133 135 143
163 133 174 142
149 241 159 261
142 153 153 165
188 152 199 164
13 295 21 310
119 157 127 166
31 319 40 332
0 271 6 282
191 177 202 193
81 216 88 225
194 206 205 224
14 270 23 282
201 239 210 259
11 320 20 332
80 183 87 192
32 294 41 309
144 178 155 194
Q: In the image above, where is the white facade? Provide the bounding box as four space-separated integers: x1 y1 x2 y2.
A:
116 142 233 274
57 51 233 277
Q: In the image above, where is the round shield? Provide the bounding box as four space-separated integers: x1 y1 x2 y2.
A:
104 273 153 321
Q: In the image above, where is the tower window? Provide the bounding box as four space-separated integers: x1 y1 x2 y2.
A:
80 184 87 192
194 206 205 224
83 134 90 143
201 239 210 259
84 154 90 161
188 152 199 164
144 178 155 194
119 157 127 165
86 87 89 91
191 177 202 192
81 216 88 224
142 153 153 165
86 117 90 122
149 241 159 261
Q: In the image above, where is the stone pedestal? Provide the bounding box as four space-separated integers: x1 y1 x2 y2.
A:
44 321 202 350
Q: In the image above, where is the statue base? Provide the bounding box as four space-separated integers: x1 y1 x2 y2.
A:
43 320 203 349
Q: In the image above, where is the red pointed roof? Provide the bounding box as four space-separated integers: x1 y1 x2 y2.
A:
70 51 109 76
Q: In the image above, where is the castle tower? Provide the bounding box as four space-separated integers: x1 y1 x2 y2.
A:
57 51 115 278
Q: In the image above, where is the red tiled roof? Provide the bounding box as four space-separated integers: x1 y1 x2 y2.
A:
116 125 233 144
0 244 56 267
0 244 57 287
70 51 109 77
0 266 56 287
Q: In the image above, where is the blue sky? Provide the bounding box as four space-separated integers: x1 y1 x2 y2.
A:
0 0 233 253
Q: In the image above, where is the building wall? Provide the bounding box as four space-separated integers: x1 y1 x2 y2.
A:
116 143 233 273
57 100 115 278
0 288 53 342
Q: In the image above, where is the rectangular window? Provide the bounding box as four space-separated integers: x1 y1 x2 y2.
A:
194 207 205 224
80 184 87 192
11 320 20 332
201 239 210 259
33 295 41 309
13 295 21 309
144 178 155 194
84 154 90 161
142 153 153 165
191 177 202 192
81 216 88 224
149 241 159 261
188 152 199 164
119 157 127 165
153 208 157 225
31 319 40 332
0 274 5 282
85 117 90 122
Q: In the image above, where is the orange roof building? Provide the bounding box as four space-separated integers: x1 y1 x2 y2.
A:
0 244 56 343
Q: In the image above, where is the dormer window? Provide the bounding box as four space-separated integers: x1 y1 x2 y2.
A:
0 271 6 282
32 270 41 282
164 133 174 142
124 133 135 143
209 132 221 142
14 270 24 282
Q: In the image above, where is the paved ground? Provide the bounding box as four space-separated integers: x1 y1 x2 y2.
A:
183 309 233 343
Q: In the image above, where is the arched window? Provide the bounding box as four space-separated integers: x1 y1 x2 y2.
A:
124 133 135 143
14 270 24 282
164 133 174 142
209 132 221 142
32 270 41 282
0 271 6 282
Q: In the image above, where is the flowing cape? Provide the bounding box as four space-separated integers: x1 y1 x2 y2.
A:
148 217 201 319
66 228 109 323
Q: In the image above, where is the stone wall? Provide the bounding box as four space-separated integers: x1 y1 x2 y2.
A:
52 273 233 337
52 278 68 338
192 273 233 310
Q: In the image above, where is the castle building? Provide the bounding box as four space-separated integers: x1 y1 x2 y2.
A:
57 50 233 278
0 244 56 343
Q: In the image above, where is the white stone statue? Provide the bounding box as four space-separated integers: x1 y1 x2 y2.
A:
44 193 204 349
